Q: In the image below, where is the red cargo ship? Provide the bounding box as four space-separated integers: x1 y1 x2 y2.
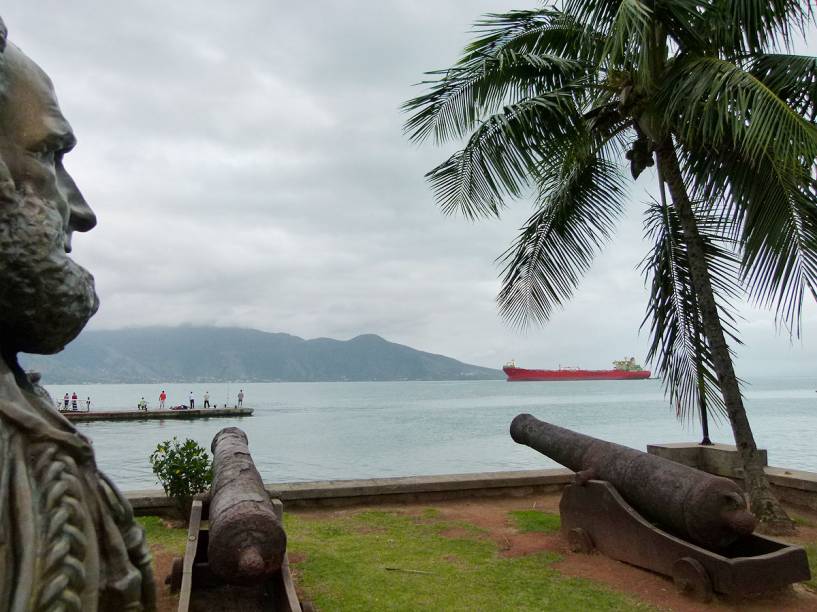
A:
503 358 650 381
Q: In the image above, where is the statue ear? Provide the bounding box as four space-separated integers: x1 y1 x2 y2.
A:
0 18 6 52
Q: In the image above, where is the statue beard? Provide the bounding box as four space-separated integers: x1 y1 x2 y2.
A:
0 189 99 355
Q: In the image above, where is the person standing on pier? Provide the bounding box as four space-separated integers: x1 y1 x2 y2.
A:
159 389 166 409
86 396 91 411
71 391 78 410
63 392 69 409
189 391 195 409
203 391 210 409
237 389 244 407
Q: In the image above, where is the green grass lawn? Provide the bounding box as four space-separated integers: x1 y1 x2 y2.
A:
791 512 815 528
285 510 654 612
136 507 817 608
509 510 561 534
137 515 189 552
806 544 817 591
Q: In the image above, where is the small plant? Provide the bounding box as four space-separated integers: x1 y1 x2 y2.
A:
149 437 212 518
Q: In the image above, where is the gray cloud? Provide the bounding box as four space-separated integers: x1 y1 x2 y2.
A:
5 1 817 377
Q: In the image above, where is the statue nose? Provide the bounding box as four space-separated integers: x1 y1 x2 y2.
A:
59 165 97 232
69 191 97 232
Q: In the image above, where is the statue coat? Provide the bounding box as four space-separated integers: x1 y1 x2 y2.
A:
0 361 155 611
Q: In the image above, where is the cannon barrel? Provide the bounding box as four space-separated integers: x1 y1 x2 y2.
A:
208 427 287 584
510 414 756 549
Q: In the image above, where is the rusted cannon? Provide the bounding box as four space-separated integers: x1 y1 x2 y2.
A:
510 414 811 600
208 427 287 584
510 413 755 548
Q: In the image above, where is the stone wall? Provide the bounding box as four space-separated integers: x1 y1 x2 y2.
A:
127 468 575 515
648 442 817 512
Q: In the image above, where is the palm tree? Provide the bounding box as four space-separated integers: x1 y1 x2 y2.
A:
404 1 817 533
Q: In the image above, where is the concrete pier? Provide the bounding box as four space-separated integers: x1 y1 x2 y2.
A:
60 407 254 422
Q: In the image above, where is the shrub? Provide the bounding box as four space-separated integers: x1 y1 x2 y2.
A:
149 437 212 518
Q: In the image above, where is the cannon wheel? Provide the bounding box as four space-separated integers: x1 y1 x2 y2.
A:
567 528 594 554
672 557 713 602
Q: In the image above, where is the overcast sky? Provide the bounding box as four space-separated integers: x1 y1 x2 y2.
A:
5 2 817 377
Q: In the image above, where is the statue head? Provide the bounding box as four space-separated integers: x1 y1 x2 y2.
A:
0 18 99 357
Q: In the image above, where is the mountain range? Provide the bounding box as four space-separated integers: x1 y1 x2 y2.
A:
20 326 504 384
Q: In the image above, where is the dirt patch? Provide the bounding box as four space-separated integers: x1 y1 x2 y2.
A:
288 551 308 564
292 494 817 611
441 496 817 612
151 545 180 612
554 549 816 612
788 522 817 547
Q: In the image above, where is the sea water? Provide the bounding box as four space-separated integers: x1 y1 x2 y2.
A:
45 377 816 489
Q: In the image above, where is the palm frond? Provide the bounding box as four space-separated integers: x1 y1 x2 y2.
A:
651 0 709 51
680 137 817 332
496 126 628 327
603 0 653 68
701 0 812 57
423 91 583 220
661 55 817 169
561 0 625 36
641 199 741 424
561 0 655 68
465 9 605 65
403 55 586 145
746 53 817 121
403 9 595 145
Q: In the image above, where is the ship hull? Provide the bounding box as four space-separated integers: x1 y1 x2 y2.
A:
503 366 650 381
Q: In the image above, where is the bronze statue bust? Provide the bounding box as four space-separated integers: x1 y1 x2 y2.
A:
0 17 155 611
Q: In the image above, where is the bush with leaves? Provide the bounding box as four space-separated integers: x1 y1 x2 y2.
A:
149 437 212 517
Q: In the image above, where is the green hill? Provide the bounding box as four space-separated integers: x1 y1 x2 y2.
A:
21 327 503 384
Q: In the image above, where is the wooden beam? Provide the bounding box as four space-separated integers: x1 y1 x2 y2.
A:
177 500 203 612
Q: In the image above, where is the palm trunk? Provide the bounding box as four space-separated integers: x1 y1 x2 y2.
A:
654 140 794 534
694 339 712 445
689 292 712 445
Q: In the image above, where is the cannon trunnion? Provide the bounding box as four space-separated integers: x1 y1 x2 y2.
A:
510 414 812 600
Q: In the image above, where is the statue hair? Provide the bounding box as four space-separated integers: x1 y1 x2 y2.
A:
0 18 7 102
0 16 12 200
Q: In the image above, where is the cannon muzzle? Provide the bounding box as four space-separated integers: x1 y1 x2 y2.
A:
208 427 287 584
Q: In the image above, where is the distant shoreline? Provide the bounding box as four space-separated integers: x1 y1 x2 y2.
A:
42 376 505 385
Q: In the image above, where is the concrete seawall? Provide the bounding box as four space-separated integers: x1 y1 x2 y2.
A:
125 456 817 516
126 468 575 515
648 442 817 512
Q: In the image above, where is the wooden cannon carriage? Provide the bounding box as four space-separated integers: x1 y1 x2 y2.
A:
167 498 303 612
560 480 810 602
166 427 308 612
511 414 811 602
